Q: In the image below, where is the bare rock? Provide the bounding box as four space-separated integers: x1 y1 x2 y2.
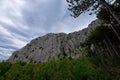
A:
8 19 101 63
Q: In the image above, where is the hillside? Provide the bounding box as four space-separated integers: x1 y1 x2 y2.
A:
8 19 101 63
0 19 120 80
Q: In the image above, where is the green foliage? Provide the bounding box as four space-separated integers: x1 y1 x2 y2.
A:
80 23 120 74
66 0 114 17
81 24 120 56
97 0 120 24
67 0 96 17
0 61 11 80
81 25 110 48
1 58 118 80
113 0 120 13
97 8 112 23
0 61 11 76
5 61 26 80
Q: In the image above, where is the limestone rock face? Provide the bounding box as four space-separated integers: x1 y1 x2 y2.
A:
8 19 101 63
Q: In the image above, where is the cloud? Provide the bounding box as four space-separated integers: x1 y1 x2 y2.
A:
0 47 14 60
0 0 96 60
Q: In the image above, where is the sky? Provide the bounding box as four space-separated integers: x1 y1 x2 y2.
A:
0 0 96 60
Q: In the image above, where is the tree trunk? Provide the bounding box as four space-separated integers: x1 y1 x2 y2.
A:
100 0 120 25
104 33 120 57
110 26 120 40
101 40 110 57
103 39 113 57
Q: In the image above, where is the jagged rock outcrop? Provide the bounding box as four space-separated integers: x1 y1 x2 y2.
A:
8 19 101 63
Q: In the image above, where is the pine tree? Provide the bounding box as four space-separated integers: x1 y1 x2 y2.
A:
66 0 120 25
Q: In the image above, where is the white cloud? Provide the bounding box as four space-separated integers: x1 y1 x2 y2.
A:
0 25 27 49
0 0 96 60
0 17 15 27
0 25 12 37
11 38 27 48
0 47 15 60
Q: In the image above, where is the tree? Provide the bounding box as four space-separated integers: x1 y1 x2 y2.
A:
81 25 120 57
66 0 120 25
96 1 120 40
0 61 11 76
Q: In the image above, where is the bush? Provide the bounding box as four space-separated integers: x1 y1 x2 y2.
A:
0 58 116 80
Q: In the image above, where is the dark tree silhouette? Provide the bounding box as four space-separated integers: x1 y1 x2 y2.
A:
66 0 120 25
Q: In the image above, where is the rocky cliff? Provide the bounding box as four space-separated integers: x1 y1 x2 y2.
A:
8 19 101 63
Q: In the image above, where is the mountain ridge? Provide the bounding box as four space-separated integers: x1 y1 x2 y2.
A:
8 19 101 63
